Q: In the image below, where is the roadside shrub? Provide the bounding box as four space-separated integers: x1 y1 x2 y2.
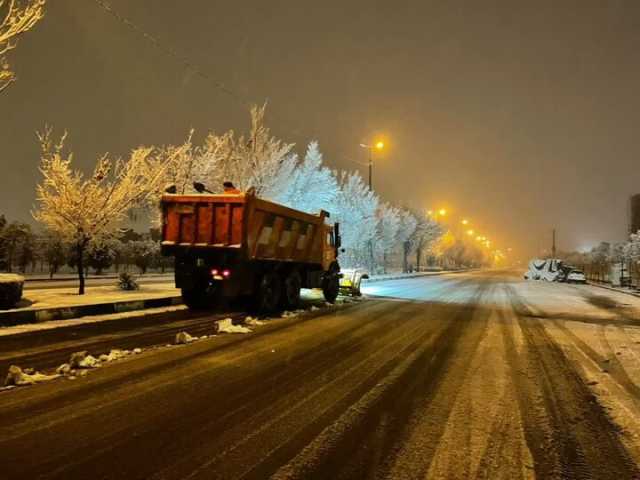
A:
0 274 24 309
117 272 139 291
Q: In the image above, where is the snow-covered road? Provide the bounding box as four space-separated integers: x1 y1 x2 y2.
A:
2 270 640 479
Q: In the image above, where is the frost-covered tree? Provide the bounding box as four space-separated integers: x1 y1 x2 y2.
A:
396 209 417 272
127 239 158 274
276 141 338 214
375 203 400 273
153 105 298 203
624 230 640 261
0 0 45 92
86 240 116 275
0 220 31 272
333 171 379 269
33 128 167 294
40 231 65 278
209 104 297 197
589 242 611 265
410 213 444 271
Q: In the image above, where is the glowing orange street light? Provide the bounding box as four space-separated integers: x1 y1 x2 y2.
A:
461 219 469 225
375 141 384 150
438 208 447 216
467 229 474 236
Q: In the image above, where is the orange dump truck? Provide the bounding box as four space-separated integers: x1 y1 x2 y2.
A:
160 190 342 312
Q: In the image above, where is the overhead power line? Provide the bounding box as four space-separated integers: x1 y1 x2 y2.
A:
92 1 374 177
93 0 248 106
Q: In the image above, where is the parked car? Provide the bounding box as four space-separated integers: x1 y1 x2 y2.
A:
566 269 587 284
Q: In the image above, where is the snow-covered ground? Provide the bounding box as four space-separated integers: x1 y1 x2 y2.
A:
6 282 180 311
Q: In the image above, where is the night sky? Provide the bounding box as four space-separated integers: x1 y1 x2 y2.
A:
2 0 640 259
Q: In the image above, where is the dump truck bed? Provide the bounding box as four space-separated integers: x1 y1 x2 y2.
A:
161 193 329 265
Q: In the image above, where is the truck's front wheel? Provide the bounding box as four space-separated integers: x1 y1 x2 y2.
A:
322 276 340 304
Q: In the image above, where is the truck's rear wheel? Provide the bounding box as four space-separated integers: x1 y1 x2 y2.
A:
281 271 301 309
182 285 209 309
322 276 340 304
253 272 282 314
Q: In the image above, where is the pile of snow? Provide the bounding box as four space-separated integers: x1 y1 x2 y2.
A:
175 331 198 344
216 318 251 334
4 365 58 387
69 351 101 369
0 274 25 284
245 316 265 326
98 349 129 363
281 309 305 318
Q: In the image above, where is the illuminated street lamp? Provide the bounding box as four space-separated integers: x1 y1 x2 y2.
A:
359 140 385 191
461 219 469 225
467 229 474 236
438 208 447 216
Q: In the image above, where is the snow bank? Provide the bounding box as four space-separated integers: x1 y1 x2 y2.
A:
245 316 265 326
0 274 25 284
98 349 130 363
281 309 305 318
69 351 101 369
216 318 251 334
4 365 58 386
175 331 197 344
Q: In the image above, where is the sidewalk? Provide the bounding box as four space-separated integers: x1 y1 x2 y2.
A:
588 281 640 299
1 282 181 325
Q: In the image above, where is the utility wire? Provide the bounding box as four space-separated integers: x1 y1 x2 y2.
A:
93 0 248 106
92 1 372 176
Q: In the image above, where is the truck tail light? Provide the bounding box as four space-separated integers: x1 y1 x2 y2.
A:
222 269 231 278
211 268 219 276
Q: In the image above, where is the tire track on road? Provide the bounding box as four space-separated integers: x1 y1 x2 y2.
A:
273 281 492 480
503 285 640 479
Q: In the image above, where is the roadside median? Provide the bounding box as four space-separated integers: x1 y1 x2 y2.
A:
0 282 181 326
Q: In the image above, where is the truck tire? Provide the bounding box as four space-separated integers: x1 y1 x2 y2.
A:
253 272 282 314
182 285 209 309
281 271 301 309
322 275 340 304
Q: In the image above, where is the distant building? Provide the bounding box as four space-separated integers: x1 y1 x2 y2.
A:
630 194 640 235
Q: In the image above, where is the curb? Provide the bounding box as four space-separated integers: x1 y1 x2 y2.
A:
0 296 183 326
23 273 174 283
363 269 469 284
587 281 640 299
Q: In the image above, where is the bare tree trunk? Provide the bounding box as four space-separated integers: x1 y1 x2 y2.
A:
416 247 422 272
77 242 86 295
403 241 410 273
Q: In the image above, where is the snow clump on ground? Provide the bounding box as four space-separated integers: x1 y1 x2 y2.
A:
4 365 59 387
216 318 251 334
175 331 198 344
69 351 101 369
244 316 265 326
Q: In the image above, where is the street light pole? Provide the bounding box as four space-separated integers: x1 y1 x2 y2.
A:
360 141 384 191
368 146 373 191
